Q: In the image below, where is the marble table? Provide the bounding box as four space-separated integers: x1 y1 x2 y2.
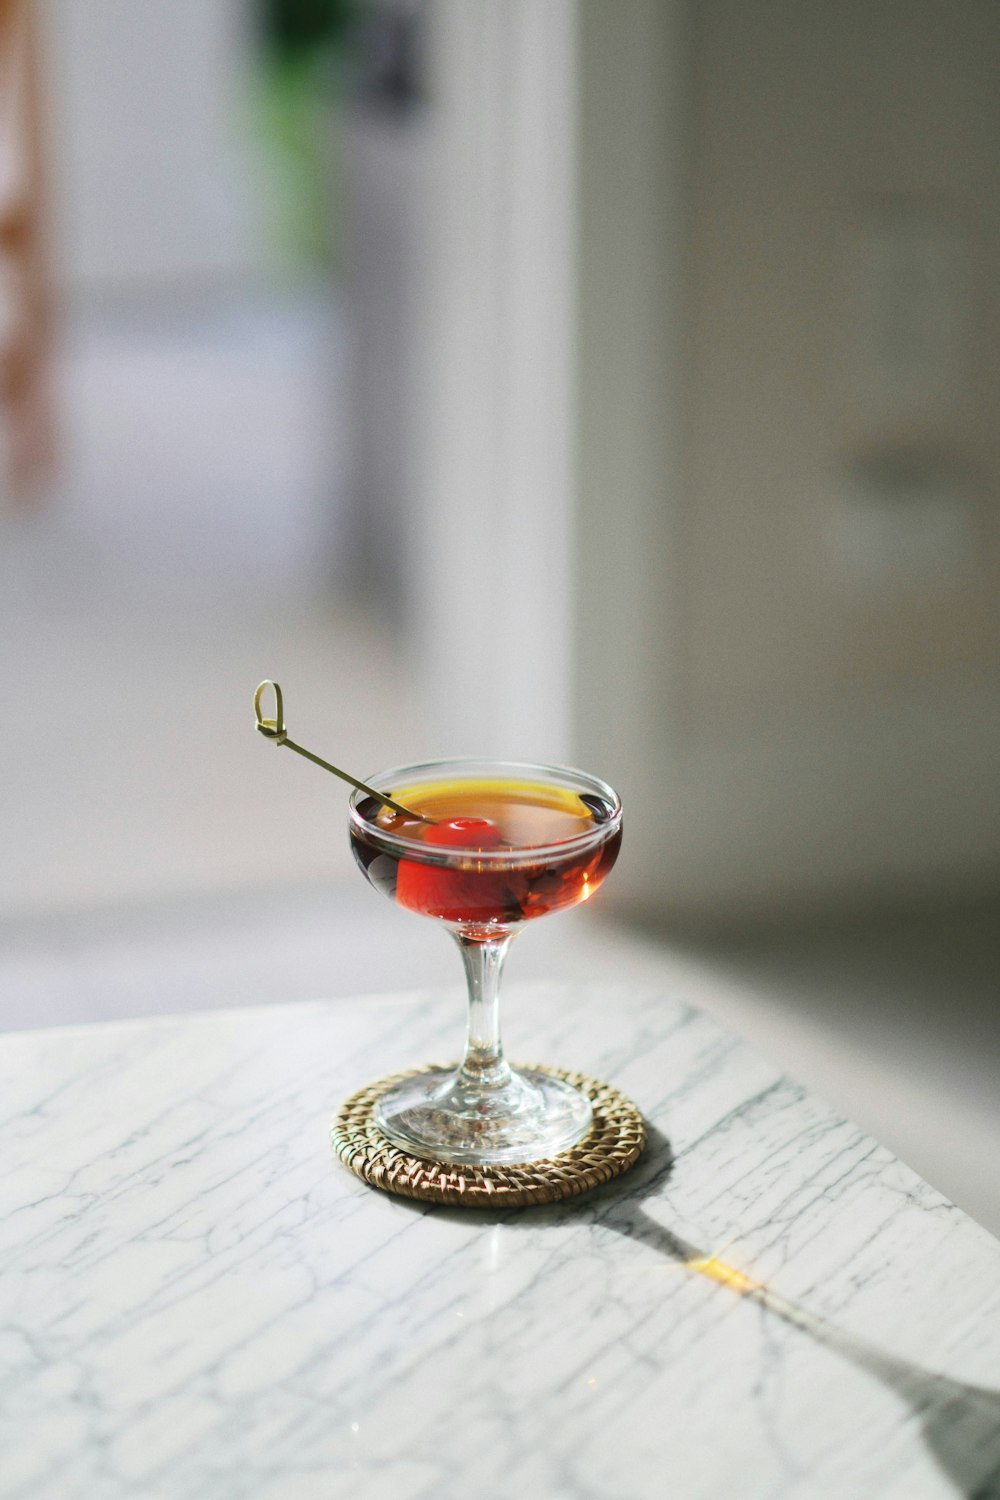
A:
3 981 1000 1500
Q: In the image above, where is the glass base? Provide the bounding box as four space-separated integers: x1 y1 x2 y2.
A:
373 1065 594 1167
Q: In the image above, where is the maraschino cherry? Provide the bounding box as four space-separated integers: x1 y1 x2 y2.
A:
396 817 507 921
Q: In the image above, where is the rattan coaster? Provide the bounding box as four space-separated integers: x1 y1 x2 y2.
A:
331 1063 645 1208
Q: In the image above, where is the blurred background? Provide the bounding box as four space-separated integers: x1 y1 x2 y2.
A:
1 0 998 1230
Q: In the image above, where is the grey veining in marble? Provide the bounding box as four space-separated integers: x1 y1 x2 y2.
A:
2 981 999 1500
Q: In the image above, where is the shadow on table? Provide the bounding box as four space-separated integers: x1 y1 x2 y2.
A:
425 1119 1000 1499
600 1123 1000 1500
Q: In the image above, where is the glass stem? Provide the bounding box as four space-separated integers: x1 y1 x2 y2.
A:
454 933 515 1091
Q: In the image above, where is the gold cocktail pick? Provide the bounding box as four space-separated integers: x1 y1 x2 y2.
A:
253 680 430 822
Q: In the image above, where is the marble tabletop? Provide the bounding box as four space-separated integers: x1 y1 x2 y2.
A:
2 979 1000 1500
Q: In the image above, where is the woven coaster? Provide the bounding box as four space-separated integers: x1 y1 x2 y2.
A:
331 1063 645 1208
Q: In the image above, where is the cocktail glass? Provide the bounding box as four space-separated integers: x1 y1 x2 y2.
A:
349 758 622 1166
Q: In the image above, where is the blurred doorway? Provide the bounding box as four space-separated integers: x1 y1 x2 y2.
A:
1 0 427 920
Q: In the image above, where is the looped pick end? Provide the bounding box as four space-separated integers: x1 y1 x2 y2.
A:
252 678 428 821
253 679 287 744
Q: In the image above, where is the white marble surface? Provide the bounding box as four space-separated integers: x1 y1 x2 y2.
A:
2 981 1000 1500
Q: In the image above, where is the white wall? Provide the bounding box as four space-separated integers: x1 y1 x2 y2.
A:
682 0 1000 722
397 1 1000 920
574 0 1000 923
572 0 688 909
407 0 576 764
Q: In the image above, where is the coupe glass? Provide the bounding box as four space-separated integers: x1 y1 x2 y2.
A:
349 758 622 1166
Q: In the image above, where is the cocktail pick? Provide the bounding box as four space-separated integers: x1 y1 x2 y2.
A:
253 680 430 822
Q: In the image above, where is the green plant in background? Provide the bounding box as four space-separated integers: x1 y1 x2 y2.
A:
254 0 360 275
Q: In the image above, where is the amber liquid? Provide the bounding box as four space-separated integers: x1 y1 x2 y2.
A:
351 778 621 928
